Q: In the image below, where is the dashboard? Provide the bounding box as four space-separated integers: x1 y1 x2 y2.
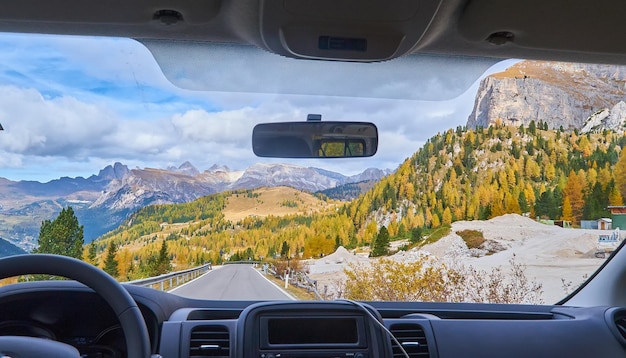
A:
2 281 626 358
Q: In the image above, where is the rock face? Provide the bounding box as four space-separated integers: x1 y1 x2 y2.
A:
581 101 626 133
96 162 129 181
167 161 200 176
348 168 391 182
90 168 218 211
467 61 626 130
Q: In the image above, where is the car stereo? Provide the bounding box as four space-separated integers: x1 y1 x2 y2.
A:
238 301 391 358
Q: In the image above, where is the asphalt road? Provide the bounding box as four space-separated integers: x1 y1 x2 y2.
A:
170 264 294 300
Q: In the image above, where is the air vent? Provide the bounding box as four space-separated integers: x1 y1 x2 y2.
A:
189 325 230 358
616 315 626 340
608 308 626 345
389 323 430 358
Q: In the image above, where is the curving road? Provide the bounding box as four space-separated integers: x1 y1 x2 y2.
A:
170 264 294 300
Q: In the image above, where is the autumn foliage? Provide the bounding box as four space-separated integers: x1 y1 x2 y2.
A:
343 258 544 304
90 123 626 281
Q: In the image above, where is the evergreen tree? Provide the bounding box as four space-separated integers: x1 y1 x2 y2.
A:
103 242 119 277
518 191 529 213
370 226 390 257
410 227 423 244
534 189 557 219
280 241 290 258
528 120 537 135
87 242 98 266
583 182 609 219
155 240 172 275
35 206 84 259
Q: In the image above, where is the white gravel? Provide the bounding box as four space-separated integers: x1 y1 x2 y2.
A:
309 214 610 303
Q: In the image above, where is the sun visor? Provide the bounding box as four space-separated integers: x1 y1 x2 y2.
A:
140 41 500 100
259 0 442 62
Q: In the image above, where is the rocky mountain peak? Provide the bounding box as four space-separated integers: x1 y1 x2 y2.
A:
95 162 129 181
467 60 626 130
207 164 231 172
349 168 391 182
167 161 200 176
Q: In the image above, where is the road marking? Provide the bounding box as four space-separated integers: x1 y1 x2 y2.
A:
252 267 297 301
169 266 222 293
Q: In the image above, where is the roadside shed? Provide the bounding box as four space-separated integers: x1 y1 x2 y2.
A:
597 218 612 230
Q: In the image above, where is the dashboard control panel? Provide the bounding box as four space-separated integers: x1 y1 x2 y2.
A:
238 302 390 358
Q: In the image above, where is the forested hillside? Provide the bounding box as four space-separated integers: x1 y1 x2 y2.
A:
94 122 626 280
345 121 626 239
93 187 355 280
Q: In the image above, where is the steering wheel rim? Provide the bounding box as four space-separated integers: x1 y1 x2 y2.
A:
0 254 151 358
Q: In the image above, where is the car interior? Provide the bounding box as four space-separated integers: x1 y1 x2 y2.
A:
3 1 626 357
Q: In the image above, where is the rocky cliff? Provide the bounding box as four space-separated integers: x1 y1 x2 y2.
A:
467 61 626 130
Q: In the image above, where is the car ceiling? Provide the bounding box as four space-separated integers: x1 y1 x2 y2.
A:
1 0 626 65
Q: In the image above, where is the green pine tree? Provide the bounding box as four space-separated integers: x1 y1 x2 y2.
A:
155 240 172 275
103 242 119 277
410 227 423 244
280 241 290 258
34 206 84 259
335 235 342 249
370 226 390 257
87 242 98 266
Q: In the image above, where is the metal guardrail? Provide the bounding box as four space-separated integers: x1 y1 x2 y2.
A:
125 263 212 291
262 264 323 300
224 260 261 265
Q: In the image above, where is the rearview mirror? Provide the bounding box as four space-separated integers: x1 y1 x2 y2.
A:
252 122 378 158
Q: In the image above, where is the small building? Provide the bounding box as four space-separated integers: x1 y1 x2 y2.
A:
608 206 626 230
580 220 597 229
583 218 613 230
597 218 612 230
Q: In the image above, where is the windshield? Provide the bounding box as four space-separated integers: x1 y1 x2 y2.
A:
0 33 618 304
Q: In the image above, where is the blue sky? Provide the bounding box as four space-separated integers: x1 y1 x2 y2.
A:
0 33 513 182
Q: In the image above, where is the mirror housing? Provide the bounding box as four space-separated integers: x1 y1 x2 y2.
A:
252 121 378 158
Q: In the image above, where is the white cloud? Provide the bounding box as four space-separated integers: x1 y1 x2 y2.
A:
171 108 256 144
0 86 117 156
0 34 516 182
0 77 484 181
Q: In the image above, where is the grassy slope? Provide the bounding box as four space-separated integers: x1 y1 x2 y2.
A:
222 186 335 222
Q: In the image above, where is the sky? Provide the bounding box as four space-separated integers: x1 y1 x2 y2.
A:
0 33 515 182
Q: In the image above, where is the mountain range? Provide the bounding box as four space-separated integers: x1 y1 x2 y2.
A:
0 162 390 251
97 123 626 275
8 59 626 256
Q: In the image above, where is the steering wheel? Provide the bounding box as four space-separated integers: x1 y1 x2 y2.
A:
0 254 151 358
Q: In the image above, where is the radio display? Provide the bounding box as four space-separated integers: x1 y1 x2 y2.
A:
266 317 359 345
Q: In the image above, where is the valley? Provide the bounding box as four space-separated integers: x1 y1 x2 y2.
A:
0 162 387 252
5 59 626 304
